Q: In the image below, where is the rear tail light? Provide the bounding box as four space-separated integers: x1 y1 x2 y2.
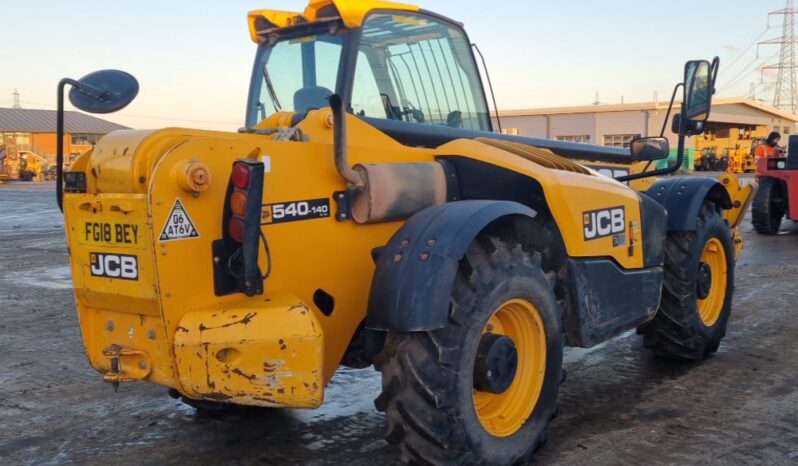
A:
231 163 251 189
228 216 245 243
213 159 265 297
230 191 248 216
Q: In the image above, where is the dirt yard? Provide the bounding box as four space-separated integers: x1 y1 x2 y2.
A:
1 180 797 465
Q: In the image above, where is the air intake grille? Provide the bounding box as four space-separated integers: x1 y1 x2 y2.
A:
476 137 592 175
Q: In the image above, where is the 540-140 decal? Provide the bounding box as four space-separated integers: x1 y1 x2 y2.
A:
261 198 331 225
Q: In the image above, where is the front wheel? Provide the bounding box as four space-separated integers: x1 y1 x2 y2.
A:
639 202 734 359
375 236 563 466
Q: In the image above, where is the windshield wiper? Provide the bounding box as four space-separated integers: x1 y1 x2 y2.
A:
262 63 282 112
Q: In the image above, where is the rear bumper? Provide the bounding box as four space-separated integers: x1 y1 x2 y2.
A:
66 193 326 408
173 297 324 408
80 296 325 408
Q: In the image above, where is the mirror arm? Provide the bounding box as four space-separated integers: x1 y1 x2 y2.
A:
711 57 720 93
659 83 683 138
615 83 683 183
56 78 79 213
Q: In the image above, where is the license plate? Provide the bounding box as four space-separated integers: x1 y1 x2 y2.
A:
80 221 145 249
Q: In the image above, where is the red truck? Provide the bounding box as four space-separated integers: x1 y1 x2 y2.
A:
751 135 798 234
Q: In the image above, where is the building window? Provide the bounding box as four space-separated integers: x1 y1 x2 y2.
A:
71 133 102 145
603 134 640 148
556 135 591 144
501 128 520 136
784 126 791 135
1 132 31 145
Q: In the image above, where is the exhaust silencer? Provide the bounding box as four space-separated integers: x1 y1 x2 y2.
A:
351 162 447 224
328 93 448 223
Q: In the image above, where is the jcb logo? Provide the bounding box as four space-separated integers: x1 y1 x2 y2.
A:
583 207 625 241
90 253 139 280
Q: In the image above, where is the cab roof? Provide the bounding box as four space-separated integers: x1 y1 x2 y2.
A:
248 0 419 43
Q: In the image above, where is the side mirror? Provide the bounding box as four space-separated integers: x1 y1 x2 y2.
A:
630 137 670 162
683 59 717 123
68 70 139 114
56 69 138 212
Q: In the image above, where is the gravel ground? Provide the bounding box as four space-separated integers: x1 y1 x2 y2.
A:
1 180 797 466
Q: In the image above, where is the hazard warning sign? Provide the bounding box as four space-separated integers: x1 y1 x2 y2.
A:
159 199 199 241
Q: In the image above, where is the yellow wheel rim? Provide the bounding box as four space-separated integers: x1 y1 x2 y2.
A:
697 237 728 326
473 298 547 437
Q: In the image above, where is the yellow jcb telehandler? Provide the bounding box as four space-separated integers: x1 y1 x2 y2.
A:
55 1 755 464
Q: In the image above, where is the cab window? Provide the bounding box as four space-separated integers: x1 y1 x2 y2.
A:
352 13 491 131
248 32 343 124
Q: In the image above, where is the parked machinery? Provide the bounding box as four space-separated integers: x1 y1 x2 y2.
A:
54 2 755 464
752 134 798 234
742 137 762 173
695 146 728 171
18 154 42 182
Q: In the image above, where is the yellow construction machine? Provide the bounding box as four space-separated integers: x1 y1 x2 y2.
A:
0 145 42 181
55 1 755 464
18 153 43 181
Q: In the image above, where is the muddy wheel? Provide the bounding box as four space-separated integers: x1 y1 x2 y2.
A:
374 236 563 466
752 177 786 235
639 202 734 360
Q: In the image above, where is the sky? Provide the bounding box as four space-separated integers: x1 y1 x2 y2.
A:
0 0 789 131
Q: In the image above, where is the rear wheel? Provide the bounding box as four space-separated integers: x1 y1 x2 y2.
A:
639 202 734 360
375 236 563 466
752 177 786 234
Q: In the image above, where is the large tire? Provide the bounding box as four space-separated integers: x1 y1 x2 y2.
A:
374 236 563 466
639 202 734 360
751 177 787 235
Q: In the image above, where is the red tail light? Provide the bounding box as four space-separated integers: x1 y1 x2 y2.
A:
228 216 245 243
229 164 253 242
232 163 251 189
214 159 266 297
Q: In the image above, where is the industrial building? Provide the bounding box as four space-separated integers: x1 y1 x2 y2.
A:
494 97 798 170
0 107 128 181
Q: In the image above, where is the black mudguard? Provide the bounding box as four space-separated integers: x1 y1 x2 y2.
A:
644 176 732 231
366 200 536 332
565 258 663 347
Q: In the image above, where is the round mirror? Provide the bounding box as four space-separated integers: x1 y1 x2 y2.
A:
68 70 139 114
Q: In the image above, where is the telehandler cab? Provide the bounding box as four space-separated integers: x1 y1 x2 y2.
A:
56 1 755 464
